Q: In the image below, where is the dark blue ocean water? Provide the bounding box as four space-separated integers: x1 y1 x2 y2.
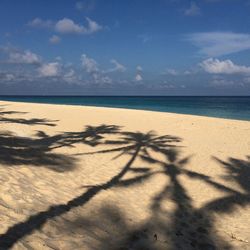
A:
0 96 250 121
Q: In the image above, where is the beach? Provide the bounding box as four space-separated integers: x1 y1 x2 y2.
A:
0 100 249 249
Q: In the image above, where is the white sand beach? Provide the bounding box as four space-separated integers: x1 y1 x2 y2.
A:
0 100 249 249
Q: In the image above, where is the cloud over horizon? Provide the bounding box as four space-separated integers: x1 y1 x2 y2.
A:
201 58 250 75
38 62 61 77
8 50 41 64
104 59 126 73
188 32 250 57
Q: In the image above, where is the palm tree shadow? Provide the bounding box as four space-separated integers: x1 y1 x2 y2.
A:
214 156 250 194
52 152 233 249
52 124 121 149
168 155 250 249
162 159 219 249
200 156 250 213
137 150 232 249
0 124 122 172
0 131 77 172
0 117 58 127
0 107 58 127
0 129 181 249
0 110 28 116
2 124 247 249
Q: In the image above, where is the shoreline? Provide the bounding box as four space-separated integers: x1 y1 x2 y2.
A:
1 99 250 123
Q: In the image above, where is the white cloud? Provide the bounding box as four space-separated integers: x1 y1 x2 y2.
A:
8 50 41 64
81 54 99 73
163 68 178 75
187 32 250 56
49 35 61 44
86 17 102 33
55 56 62 61
55 18 84 34
211 78 235 86
136 65 143 72
105 59 126 73
55 17 102 34
64 69 77 83
28 17 102 35
135 66 143 81
5 73 15 81
99 75 112 84
38 62 61 77
0 72 16 82
80 54 115 84
161 68 196 76
200 58 250 75
0 47 82 83
185 2 201 16
27 18 53 28
135 73 143 82
184 70 192 75
210 75 246 87
147 81 175 90
91 73 113 85
64 69 75 78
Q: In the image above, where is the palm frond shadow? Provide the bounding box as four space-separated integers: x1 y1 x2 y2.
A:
51 124 121 149
63 153 249 249
0 124 123 172
0 110 28 116
155 153 250 249
77 131 181 156
137 151 226 249
0 129 181 249
0 107 57 126
200 156 250 213
0 131 77 172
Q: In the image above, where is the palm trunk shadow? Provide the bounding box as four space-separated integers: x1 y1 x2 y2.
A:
0 146 141 249
141 152 232 249
167 165 217 249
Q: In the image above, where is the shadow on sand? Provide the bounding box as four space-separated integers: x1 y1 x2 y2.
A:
0 107 58 127
0 110 249 249
52 154 250 250
0 124 181 249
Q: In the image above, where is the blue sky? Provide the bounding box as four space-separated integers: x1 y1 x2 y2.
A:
1 0 250 95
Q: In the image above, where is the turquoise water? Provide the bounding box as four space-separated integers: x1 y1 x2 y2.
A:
0 96 250 121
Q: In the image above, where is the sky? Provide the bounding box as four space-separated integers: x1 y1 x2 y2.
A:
1 0 250 95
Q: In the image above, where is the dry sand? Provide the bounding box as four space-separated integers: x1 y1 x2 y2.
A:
0 100 249 250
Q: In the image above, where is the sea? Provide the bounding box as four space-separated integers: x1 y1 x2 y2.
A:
0 96 250 121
